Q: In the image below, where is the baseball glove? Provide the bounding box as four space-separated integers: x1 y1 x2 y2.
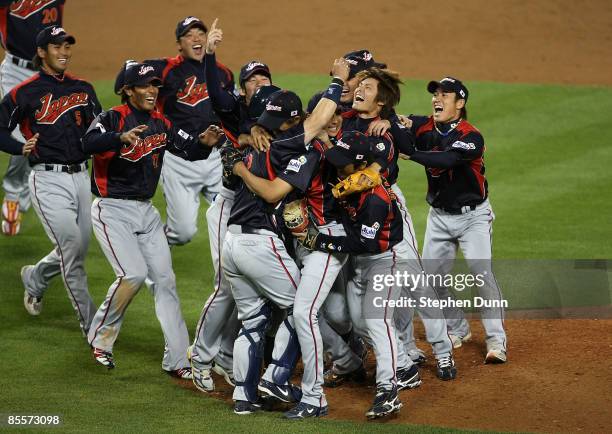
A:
219 140 243 180
332 166 382 198
282 199 310 234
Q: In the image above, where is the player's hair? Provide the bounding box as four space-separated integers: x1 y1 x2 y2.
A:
32 47 46 70
355 68 402 119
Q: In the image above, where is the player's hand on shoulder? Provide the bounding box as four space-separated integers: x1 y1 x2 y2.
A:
22 133 39 156
120 125 148 145
199 124 225 147
250 125 272 152
205 18 223 54
397 114 413 129
368 119 391 136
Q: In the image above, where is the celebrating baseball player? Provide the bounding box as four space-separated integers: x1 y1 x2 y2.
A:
0 25 100 332
82 62 224 377
399 77 507 363
188 18 277 393
0 0 67 235
145 16 234 246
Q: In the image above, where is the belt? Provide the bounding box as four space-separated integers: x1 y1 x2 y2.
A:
440 204 477 215
7 53 35 71
108 196 151 202
33 161 88 174
228 224 275 236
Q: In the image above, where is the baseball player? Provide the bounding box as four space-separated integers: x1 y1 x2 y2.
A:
82 62 223 377
146 16 234 246
294 131 409 419
327 68 456 381
0 25 100 333
220 61 349 415
188 18 277 393
0 0 66 235
339 50 386 111
400 77 507 363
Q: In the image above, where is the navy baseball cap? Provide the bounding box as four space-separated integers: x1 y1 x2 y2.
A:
114 59 139 95
176 16 207 39
325 131 371 168
306 91 342 115
257 90 303 132
427 77 469 102
239 61 271 87
36 26 76 48
343 49 386 79
248 85 282 120
124 63 162 87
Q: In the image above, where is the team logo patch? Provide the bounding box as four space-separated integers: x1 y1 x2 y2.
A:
35 92 89 125
286 155 307 173
182 16 199 26
10 0 57 19
266 103 282 112
120 133 167 162
176 76 209 107
360 223 379 239
96 122 106 133
336 139 350 150
451 141 476 150
376 142 385 151
138 65 154 76
245 61 265 71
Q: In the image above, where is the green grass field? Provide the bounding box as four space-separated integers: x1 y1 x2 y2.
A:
0 75 610 433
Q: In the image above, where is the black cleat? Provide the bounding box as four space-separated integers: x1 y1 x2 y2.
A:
233 400 262 415
284 402 329 419
436 355 457 381
396 364 422 391
257 379 302 403
365 385 402 419
323 365 367 388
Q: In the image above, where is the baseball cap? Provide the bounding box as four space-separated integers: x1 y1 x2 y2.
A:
175 16 207 39
124 63 162 87
239 61 272 87
114 59 139 95
306 91 342 115
343 49 386 79
256 90 303 132
248 85 282 120
427 77 469 102
36 26 76 48
325 131 371 168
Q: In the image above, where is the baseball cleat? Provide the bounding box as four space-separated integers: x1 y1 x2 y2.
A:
166 367 193 380
449 331 472 349
284 402 329 420
233 400 263 415
212 363 235 387
436 355 457 381
257 379 302 403
365 385 402 419
187 344 214 392
323 365 367 388
92 347 115 369
396 364 423 391
485 347 507 364
23 290 42 316
1 199 21 236
407 348 427 366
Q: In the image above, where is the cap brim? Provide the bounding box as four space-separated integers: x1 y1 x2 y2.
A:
131 77 162 87
325 146 354 168
427 80 442 93
241 67 271 84
257 111 287 132
178 22 207 38
48 34 76 45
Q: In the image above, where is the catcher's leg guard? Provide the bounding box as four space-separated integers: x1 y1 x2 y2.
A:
263 308 300 385
233 304 272 403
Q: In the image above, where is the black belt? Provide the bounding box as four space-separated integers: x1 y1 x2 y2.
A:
440 204 477 215
11 55 35 71
241 225 266 234
43 162 88 174
112 196 151 202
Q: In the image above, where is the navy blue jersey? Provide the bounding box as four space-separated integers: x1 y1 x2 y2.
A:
410 115 487 209
0 70 100 164
340 110 398 184
82 103 212 200
315 182 403 254
146 55 234 136
229 123 321 233
0 0 65 61
304 138 340 226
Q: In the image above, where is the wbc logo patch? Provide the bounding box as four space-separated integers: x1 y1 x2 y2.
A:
10 0 57 19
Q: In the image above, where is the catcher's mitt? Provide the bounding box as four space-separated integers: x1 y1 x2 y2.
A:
282 199 310 234
219 140 243 180
332 166 382 198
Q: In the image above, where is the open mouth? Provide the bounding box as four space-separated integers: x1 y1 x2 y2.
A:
434 103 443 113
58 58 67 64
341 85 350 96
192 44 203 55
354 94 365 103
145 96 156 104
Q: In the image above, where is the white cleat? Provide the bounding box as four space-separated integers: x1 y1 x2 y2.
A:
212 363 235 387
449 331 472 349
485 347 507 364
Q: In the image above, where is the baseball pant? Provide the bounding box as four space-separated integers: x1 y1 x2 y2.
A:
392 184 454 360
88 198 190 371
222 226 300 402
26 166 95 334
423 199 506 350
1 54 34 209
161 149 222 245
294 223 348 408
191 186 240 371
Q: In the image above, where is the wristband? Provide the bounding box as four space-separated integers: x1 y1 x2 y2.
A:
323 78 344 104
